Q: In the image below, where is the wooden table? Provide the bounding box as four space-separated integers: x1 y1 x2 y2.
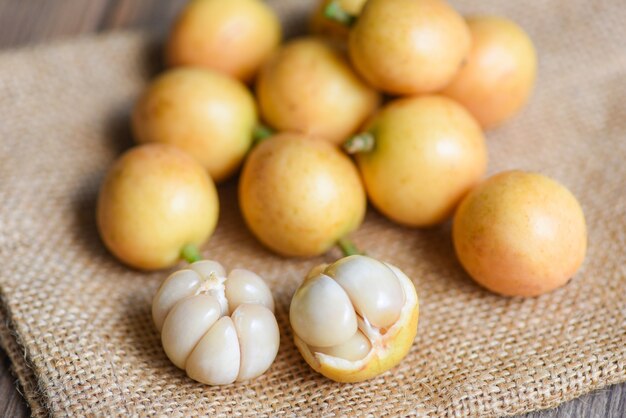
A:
0 1 623 416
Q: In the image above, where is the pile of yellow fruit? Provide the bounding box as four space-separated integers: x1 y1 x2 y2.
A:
96 0 588 385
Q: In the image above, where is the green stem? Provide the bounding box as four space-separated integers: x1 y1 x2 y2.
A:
252 124 274 146
343 132 375 154
337 237 361 257
324 0 356 26
181 243 202 264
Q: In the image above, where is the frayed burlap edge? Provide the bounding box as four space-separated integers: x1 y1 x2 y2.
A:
0 289 46 418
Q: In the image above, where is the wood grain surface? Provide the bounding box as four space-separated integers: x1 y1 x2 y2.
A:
0 1 623 417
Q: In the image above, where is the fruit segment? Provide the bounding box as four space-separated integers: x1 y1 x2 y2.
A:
152 269 202 331
225 269 275 314
327 256 405 329
232 304 280 381
289 274 358 348
310 330 371 361
186 317 241 386
161 294 223 369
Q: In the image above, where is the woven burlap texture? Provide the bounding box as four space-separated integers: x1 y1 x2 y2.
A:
1 0 625 416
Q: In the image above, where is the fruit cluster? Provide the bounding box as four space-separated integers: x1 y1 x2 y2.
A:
96 0 588 385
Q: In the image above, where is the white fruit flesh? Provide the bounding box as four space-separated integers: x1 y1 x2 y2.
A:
310 329 371 361
189 259 226 278
152 260 279 385
289 274 358 348
291 257 418 368
225 268 275 313
152 269 201 332
232 304 280 381
186 316 240 385
160 294 222 368
326 255 405 329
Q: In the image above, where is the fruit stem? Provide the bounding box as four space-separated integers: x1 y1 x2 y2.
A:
343 132 375 154
181 244 201 264
252 124 274 145
324 0 356 26
337 237 361 257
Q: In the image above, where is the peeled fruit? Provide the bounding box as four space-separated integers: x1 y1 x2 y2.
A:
290 255 419 382
453 171 587 297
97 144 218 270
256 37 380 146
166 0 281 82
310 0 367 40
239 133 366 257
349 0 470 95
132 67 257 183
347 95 487 227
442 16 538 129
153 260 279 385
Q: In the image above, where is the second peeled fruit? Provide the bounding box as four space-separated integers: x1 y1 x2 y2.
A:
290 255 419 382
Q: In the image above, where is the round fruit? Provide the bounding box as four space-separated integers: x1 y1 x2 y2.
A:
97 144 219 270
166 0 281 81
348 0 470 95
132 67 257 183
347 95 487 227
239 133 366 257
453 171 587 297
153 260 279 385
310 0 366 40
256 37 380 145
290 255 419 382
441 16 538 129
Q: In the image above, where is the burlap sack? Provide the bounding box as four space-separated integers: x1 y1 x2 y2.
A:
0 0 624 416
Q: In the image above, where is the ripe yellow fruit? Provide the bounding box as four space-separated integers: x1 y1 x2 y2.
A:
348 95 487 227
290 255 419 382
453 171 587 297
256 37 380 146
166 0 281 82
97 144 219 270
239 133 366 257
442 16 538 129
153 260 279 385
132 68 257 183
349 0 470 95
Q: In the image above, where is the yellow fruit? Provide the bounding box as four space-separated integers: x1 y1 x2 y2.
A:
132 67 256 183
442 16 537 129
453 171 587 297
97 144 219 270
348 95 487 227
239 133 366 257
166 0 281 82
348 0 470 95
290 255 419 382
256 37 380 146
309 0 367 40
